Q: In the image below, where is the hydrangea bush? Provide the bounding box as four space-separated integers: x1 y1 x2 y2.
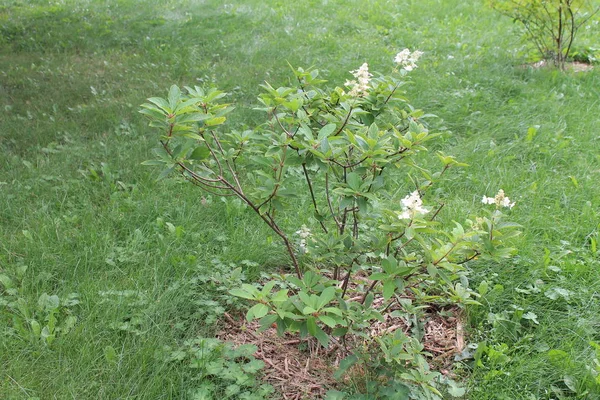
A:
489 0 600 69
141 50 520 398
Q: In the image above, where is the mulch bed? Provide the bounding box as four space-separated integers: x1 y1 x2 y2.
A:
218 301 465 399
523 60 594 72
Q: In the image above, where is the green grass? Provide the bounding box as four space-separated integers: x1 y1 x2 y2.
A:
1 0 600 398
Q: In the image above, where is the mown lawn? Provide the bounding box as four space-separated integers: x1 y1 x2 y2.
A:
1 0 599 398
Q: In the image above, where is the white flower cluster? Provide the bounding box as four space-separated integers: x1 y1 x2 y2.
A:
482 189 515 209
398 190 429 220
345 62 372 97
394 48 424 72
295 225 312 253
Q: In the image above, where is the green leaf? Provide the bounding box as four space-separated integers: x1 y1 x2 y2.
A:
448 383 466 397
357 196 368 212
152 146 172 161
299 124 314 141
313 325 330 347
547 349 569 364
104 345 118 364
318 315 337 328
242 359 265 374
270 289 289 303
62 315 77 334
283 99 302 112
0 274 14 289
261 280 277 297
286 276 303 288
324 390 347 400
382 255 397 273
363 292 374 308
258 314 279 332
334 354 359 380
168 85 181 109
178 113 212 123
224 384 241 397
522 311 539 324
141 159 165 166
526 125 539 142
190 147 211 161
231 343 258 358
298 291 314 308
370 272 387 281
147 97 172 113
426 263 438 278
205 89 227 102
38 293 60 312
41 326 55 345
318 123 337 140
331 327 348 337
318 287 336 309
247 303 269 321
157 165 176 180
30 320 41 337
302 306 318 315
379 383 410 398
304 316 317 339
367 122 378 138
204 116 225 127
383 280 395 300
346 172 361 191
563 375 577 393
478 281 489 296
229 289 256 300
139 106 166 120
322 307 343 316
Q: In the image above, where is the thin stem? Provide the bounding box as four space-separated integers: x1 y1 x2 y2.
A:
557 0 565 68
211 132 244 194
564 1 576 64
257 146 288 209
273 108 294 137
352 206 359 239
429 202 445 221
433 242 459 266
339 167 348 235
302 163 328 234
382 81 401 107
219 179 302 279
200 134 224 176
340 207 349 235
328 157 368 169
341 254 362 298
161 140 227 186
360 280 378 305
333 106 353 136
257 184 280 209
295 76 326 128
340 270 350 296
457 251 481 265
394 237 414 258
325 173 342 231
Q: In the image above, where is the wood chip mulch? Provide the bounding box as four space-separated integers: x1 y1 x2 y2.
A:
522 59 594 72
217 302 465 400
218 314 337 399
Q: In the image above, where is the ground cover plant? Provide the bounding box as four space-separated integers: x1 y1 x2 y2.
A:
1 0 600 399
